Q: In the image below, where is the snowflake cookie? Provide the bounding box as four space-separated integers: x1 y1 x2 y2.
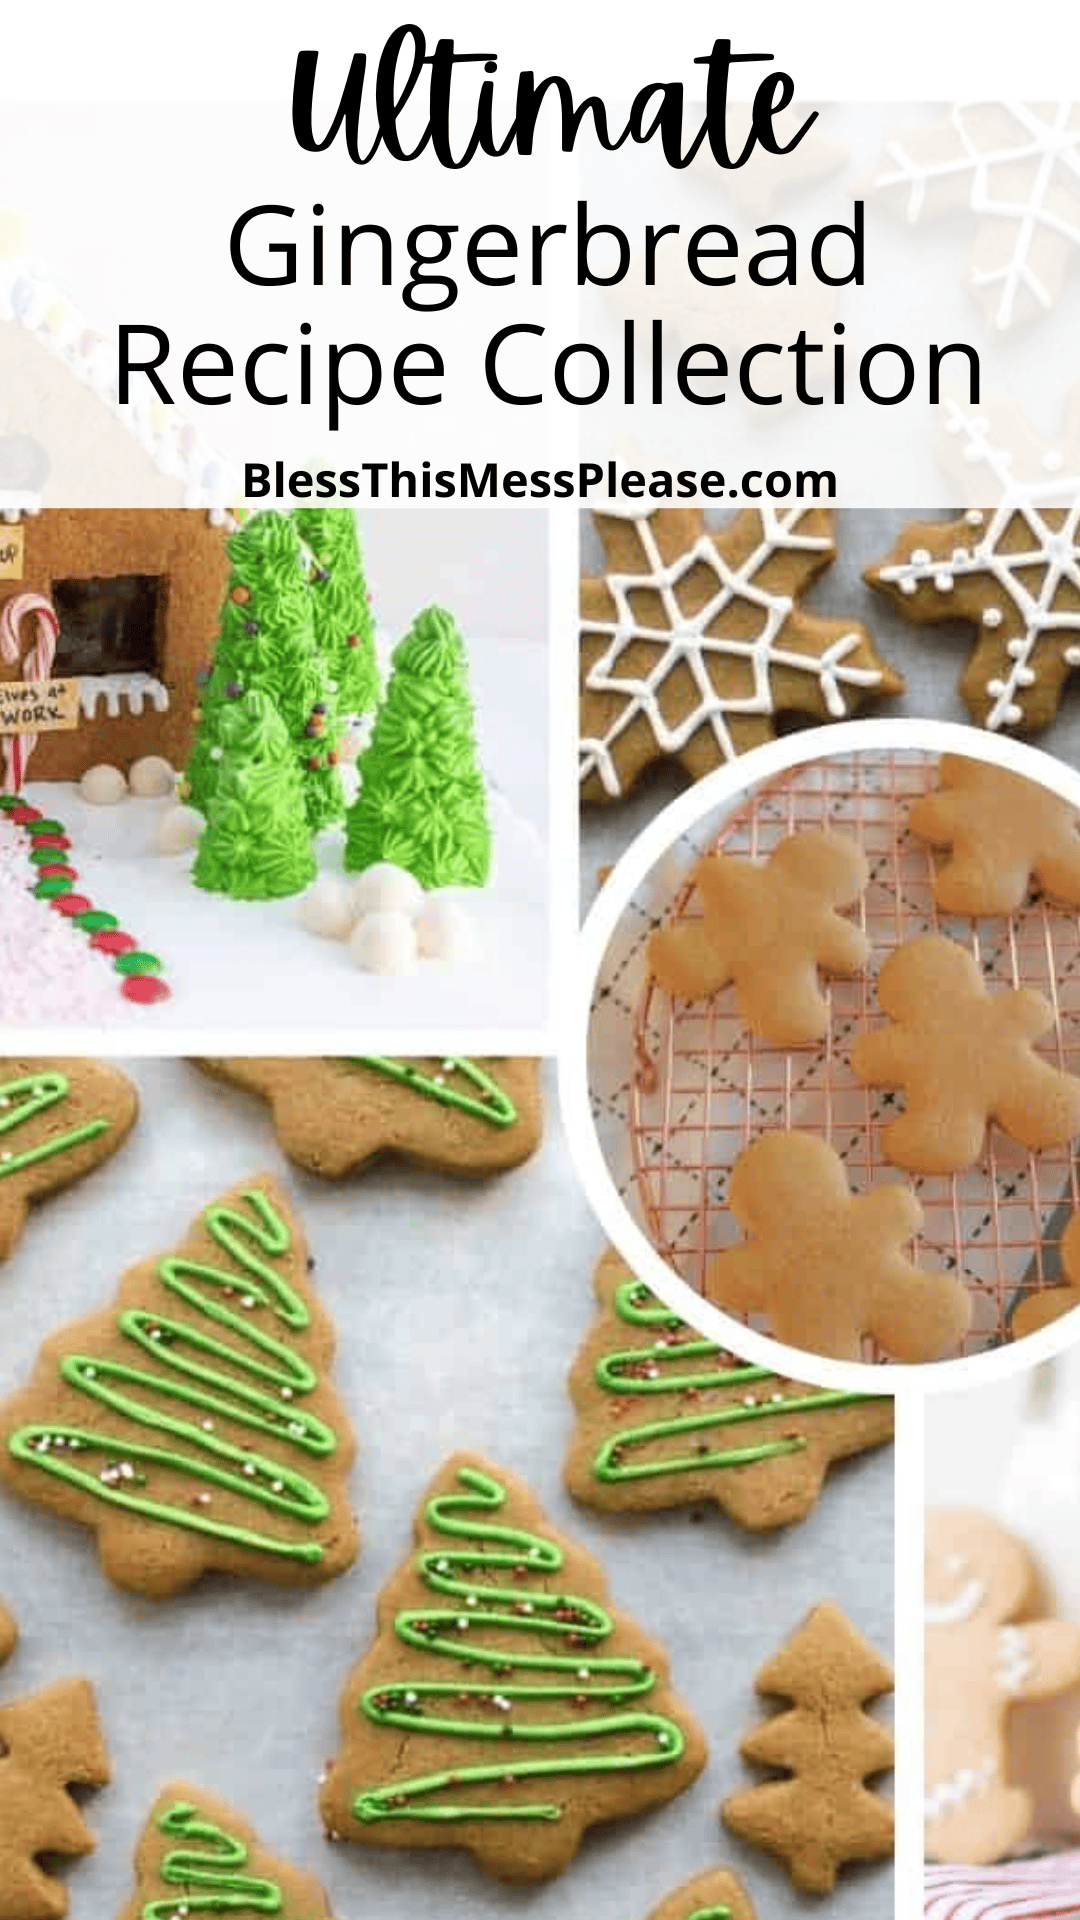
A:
580 506 903 802
925 1509 1080 1864
871 102 1080 333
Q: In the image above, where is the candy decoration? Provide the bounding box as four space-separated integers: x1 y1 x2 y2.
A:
51 896 92 917
114 950 163 975
90 931 138 956
0 593 59 792
75 910 118 933
122 974 171 1006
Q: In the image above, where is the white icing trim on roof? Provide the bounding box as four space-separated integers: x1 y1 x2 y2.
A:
78 672 170 719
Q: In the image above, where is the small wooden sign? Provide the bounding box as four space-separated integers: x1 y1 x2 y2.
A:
0 527 25 579
0 677 81 734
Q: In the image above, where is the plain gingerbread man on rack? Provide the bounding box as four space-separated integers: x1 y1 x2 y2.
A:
909 754 1080 916
648 830 870 1046
704 1131 971 1362
926 1509 1080 1865
851 934 1080 1175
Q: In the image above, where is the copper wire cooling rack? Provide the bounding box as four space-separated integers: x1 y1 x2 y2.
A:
627 749 1080 1361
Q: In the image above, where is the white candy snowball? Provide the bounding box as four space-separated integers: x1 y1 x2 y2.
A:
415 894 480 964
298 875 355 941
350 909 418 975
128 754 177 798
155 802 203 855
351 862 424 918
79 763 128 805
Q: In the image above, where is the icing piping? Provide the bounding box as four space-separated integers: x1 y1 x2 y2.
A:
685 1909 733 1920
352 1463 686 1825
924 1574 987 1628
0 1070 110 1176
8 1188 335 1565
592 1280 873 1483
580 508 884 796
924 1754 997 1826
145 1801 282 1917
345 1056 517 1129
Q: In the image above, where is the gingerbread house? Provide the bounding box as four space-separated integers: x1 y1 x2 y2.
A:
0 510 230 780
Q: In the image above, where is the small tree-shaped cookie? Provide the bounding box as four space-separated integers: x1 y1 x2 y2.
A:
909 754 1080 915
192 690 317 900
643 1866 758 1920
648 831 869 1044
565 1246 894 1528
722 1600 894 1894
0 1060 138 1265
293 506 380 723
117 1784 339 1920
0 1602 111 1920
320 1453 707 1883
0 1176 359 1597
183 509 344 832
344 606 492 889
705 1132 971 1362
851 933 1080 1174
926 1509 1080 1864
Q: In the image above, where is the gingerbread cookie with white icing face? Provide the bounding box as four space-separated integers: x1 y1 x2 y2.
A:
925 1509 1080 1864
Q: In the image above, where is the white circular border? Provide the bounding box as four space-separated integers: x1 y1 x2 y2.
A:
561 716 1080 1403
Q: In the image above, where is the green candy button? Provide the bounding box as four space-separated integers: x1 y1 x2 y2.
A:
34 876 73 898
30 818 66 834
114 950 164 976
75 910 119 933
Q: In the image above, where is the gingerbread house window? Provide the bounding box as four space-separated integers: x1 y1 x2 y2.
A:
51 574 164 677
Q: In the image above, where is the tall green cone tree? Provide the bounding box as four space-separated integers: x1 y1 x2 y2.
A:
192 690 317 900
344 605 492 888
183 509 345 833
293 507 380 721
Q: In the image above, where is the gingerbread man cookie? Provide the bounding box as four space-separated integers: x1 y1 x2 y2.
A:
1012 1208 1080 1337
851 934 1080 1174
0 1059 138 1266
909 754 1080 916
705 1131 972 1362
648 831 869 1045
580 506 904 802
643 1867 758 1920
195 1056 542 1178
925 1509 1080 1865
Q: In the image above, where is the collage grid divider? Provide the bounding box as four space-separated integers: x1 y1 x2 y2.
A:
622 749 1080 1361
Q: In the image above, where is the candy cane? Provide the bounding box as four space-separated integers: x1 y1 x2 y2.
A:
0 593 59 792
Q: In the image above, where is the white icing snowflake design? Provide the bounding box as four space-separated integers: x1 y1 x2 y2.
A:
877 400 1080 731
873 101 1080 332
580 508 885 797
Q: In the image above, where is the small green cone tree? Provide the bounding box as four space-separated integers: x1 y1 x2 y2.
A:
192 689 317 900
344 604 492 888
293 506 380 721
183 509 345 833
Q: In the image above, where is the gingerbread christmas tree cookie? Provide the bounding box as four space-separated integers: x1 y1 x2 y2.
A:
0 1059 138 1266
909 754 1080 916
705 1132 971 1362
580 505 903 802
320 1453 707 1883
851 933 1080 1174
0 1175 359 1598
116 1785 339 1920
565 1247 893 1528
195 1056 543 1178
648 830 869 1044
722 1601 894 1894
867 506 1080 733
643 1867 758 1920
925 1509 1080 1864
0 1601 111 1920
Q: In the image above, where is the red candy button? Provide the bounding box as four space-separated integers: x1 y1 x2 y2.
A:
51 894 92 917
90 930 138 955
38 863 77 880
30 833 70 850
122 974 171 1005
9 806 41 824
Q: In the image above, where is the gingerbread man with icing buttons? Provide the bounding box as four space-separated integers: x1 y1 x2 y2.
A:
648 830 870 1046
851 933 1080 1174
926 1509 1080 1865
